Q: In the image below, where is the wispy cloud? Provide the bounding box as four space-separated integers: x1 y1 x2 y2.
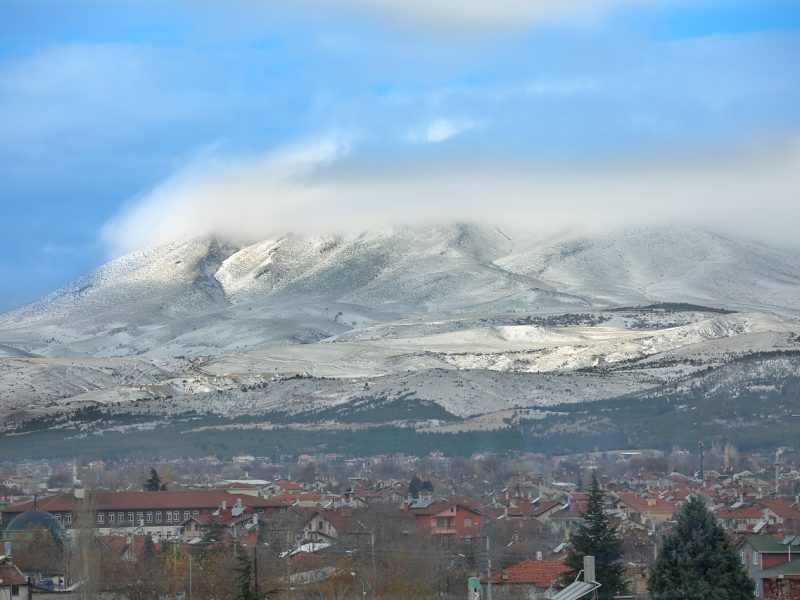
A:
406 117 487 144
101 136 352 255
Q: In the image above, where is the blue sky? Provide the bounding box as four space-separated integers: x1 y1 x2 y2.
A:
1 0 799 311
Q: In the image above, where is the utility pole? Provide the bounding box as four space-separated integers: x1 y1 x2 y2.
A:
188 553 192 600
464 536 492 600
253 545 259 598
775 449 784 499
486 535 492 600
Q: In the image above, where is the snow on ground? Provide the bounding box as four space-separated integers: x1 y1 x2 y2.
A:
1 224 799 427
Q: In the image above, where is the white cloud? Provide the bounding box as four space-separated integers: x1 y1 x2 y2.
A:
290 0 668 29
102 133 800 255
101 136 351 255
406 117 487 144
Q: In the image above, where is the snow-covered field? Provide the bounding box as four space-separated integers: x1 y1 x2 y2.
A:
1 224 799 430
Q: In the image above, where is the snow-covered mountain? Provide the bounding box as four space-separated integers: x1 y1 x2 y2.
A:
1 224 799 437
1 224 798 358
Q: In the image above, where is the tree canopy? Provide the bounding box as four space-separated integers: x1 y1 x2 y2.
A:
143 467 167 491
408 475 434 499
648 496 755 599
562 472 627 599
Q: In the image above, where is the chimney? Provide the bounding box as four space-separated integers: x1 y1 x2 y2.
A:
536 551 543 560
236 498 242 508
221 500 227 511
73 485 85 500
583 556 596 583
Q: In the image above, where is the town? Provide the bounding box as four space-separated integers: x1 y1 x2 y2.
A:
1 444 798 599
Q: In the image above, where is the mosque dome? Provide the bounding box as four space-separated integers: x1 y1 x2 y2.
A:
4 509 64 541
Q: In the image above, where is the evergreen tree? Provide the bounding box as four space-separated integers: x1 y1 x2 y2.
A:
202 516 223 544
142 533 157 560
143 468 162 492
562 472 627 599
648 496 754 599
408 475 422 499
420 479 434 495
233 547 257 600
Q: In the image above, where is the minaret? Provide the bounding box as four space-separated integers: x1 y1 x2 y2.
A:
698 441 705 485
73 458 85 499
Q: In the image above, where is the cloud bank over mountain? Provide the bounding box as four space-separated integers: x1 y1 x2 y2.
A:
102 134 800 255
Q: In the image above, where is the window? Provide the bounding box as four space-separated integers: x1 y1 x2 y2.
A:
146 512 153 523
98 513 105 524
464 518 472 527
127 512 134 523
65 513 72 525
184 510 190 521
173 511 180 522
11 584 20 597
54 513 61 522
137 512 144 523
156 512 162 523
192 510 199 517
118 512 124 522
166 512 172 523
109 513 115 524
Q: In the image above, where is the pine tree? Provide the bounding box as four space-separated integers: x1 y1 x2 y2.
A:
562 472 627 599
233 547 257 600
408 475 422 499
143 467 162 492
648 496 755 599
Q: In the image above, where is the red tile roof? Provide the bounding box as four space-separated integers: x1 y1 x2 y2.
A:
0 564 29 586
487 559 568 586
715 507 764 520
616 492 675 515
758 500 800 520
405 496 484 516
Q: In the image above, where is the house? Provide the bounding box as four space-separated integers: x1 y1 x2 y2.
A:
614 492 675 526
739 535 800 600
493 496 565 526
180 505 261 543
0 555 31 600
483 558 569 599
263 480 304 497
404 497 484 537
547 492 596 535
758 499 800 530
761 556 800 599
714 506 765 532
301 507 363 543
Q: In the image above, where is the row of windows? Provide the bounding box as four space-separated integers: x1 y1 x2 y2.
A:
96 509 199 525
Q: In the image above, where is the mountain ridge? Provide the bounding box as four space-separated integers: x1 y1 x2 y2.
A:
1 222 799 449
2 223 798 360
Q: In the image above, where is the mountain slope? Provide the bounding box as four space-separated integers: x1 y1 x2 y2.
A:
1 224 799 359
